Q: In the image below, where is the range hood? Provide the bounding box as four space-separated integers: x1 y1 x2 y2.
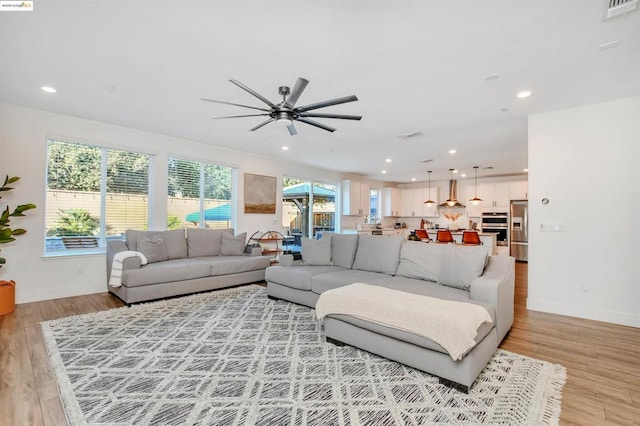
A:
438 180 466 208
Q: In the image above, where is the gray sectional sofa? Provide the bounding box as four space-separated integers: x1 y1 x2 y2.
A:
107 228 270 304
265 233 515 391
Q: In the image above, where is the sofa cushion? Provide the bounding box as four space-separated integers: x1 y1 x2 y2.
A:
198 255 270 275
162 229 188 259
122 258 211 287
328 314 494 356
396 241 445 282
352 234 403 275
221 232 247 256
265 265 347 291
438 245 490 290
330 233 359 269
310 270 389 294
301 236 332 266
125 229 162 252
136 234 169 264
186 228 233 257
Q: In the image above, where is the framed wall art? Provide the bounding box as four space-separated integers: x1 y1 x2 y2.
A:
244 173 276 214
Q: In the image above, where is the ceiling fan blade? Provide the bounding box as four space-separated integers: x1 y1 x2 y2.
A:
249 118 275 131
286 78 309 107
200 98 270 112
287 123 298 136
295 95 359 113
212 114 270 119
230 79 276 108
299 112 362 120
297 117 337 133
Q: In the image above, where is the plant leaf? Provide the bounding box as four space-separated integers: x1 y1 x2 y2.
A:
7 176 20 184
12 228 27 235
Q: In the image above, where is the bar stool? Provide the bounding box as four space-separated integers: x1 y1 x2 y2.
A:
414 229 431 242
436 230 455 244
462 230 482 245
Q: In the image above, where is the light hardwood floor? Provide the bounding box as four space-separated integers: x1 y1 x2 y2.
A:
1 263 639 425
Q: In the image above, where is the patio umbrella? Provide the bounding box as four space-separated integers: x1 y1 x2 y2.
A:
185 203 232 224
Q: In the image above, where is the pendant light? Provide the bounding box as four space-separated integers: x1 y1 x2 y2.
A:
423 170 435 205
445 168 457 206
469 165 483 205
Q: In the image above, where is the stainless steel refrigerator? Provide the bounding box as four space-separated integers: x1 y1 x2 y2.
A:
510 200 528 261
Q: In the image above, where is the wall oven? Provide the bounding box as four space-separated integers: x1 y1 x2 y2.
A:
481 212 508 246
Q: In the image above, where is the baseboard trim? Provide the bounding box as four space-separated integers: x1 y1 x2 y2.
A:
527 298 640 328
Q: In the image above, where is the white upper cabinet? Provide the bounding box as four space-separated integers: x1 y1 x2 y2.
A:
342 180 370 216
510 181 528 200
492 183 510 208
398 187 438 217
383 187 401 217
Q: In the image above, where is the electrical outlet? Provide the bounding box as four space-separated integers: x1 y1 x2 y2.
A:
579 282 589 293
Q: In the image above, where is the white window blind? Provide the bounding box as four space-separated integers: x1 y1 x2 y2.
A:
45 139 150 252
167 158 233 229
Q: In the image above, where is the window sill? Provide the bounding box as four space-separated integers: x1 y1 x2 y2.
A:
43 248 106 259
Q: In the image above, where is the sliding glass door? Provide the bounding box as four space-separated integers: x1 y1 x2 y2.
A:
282 177 336 250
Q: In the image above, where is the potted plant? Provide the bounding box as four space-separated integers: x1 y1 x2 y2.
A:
0 175 36 315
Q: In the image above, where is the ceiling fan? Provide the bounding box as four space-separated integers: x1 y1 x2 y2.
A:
200 78 362 136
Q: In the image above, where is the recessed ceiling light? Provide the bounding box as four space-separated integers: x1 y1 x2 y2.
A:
281 146 289 151
517 90 532 98
41 86 57 93
500 107 509 112
523 168 528 172
461 173 467 178
385 158 392 163
484 73 500 81
105 85 117 93
453 169 458 174
381 170 387 174
448 149 457 154
411 177 416 182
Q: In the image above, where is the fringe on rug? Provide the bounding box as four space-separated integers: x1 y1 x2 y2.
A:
540 363 567 425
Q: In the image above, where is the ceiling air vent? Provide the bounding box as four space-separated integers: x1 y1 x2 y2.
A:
604 0 638 20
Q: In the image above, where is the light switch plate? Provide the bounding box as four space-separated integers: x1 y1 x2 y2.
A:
540 223 563 232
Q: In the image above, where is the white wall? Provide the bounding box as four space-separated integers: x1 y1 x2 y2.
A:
528 96 640 327
0 103 342 303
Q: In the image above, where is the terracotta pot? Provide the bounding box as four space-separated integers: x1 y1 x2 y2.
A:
0 280 16 316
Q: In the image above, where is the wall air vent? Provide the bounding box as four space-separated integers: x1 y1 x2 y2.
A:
603 0 638 20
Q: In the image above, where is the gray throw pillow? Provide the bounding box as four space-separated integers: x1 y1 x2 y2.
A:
136 234 169 263
396 241 444 282
301 235 332 265
125 229 162 251
330 233 359 269
162 229 187 259
438 245 490 290
352 234 403 275
221 232 247 256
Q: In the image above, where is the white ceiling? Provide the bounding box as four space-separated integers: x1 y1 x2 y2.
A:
1 0 639 183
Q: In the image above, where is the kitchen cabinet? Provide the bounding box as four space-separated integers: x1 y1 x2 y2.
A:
477 182 510 210
383 187 401 217
399 188 439 217
341 180 370 216
510 181 528 200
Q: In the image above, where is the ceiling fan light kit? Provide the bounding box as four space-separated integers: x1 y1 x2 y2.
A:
202 77 362 135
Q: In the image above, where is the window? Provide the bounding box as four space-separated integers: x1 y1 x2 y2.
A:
45 139 150 253
167 158 233 229
282 176 336 248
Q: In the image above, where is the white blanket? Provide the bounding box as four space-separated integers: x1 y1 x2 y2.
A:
315 283 493 361
109 251 147 287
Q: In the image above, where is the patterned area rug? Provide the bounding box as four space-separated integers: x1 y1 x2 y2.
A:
42 285 565 425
